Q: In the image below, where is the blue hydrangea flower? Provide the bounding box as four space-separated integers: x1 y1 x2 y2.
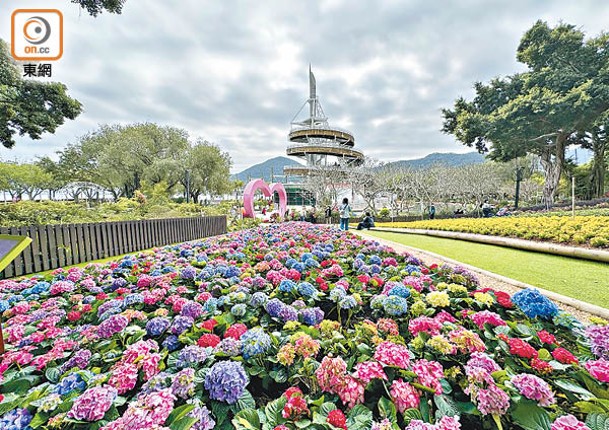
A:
0 300 9 313
53 373 87 395
163 334 181 351
204 361 249 404
340 296 358 309
146 317 171 337
265 298 284 318
383 295 409 316
171 315 194 335
388 284 411 299
202 298 219 314
250 292 268 307
329 287 346 302
231 303 247 317
177 345 208 368
181 266 197 280
512 288 559 320
240 327 272 359
0 408 32 429
368 255 382 265
297 282 317 298
123 293 144 307
279 279 297 293
299 307 325 326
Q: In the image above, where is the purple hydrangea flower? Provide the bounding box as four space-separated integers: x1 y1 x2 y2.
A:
278 304 298 323
299 307 324 326
97 314 128 338
265 298 284 318
146 317 171 337
181 301 205 320
181 266 197 280
204 361 249 404
586 325 609 359
171 315 194 335
188 403 216 430
177 345 208 368
171 368 195 399
60 349 92 373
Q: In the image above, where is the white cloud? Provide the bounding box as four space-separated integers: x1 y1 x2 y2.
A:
0 0 607 173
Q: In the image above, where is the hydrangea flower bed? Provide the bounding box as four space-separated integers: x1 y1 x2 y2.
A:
0 223 608 430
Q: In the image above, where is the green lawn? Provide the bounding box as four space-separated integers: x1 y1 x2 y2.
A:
364 230 609 309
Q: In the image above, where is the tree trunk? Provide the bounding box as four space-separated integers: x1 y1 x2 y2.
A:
590 135 606 198
539 133 567 209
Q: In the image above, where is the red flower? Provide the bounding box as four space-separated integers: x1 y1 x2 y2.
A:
0 394 4 403
200 319 218 332
273 426 290 430
508 338 538 359
67 311 81 322
283 387 303 399
197 334 221 347
494 291 513 308
81 304 92 313
327 409 348 429
116 287 129 295
96 293 109 301
531 358 553 374
552 347 579 364
537 330 557 345
421 268 429 274
224 323 248 340
282 395 309 420
429 263 438 270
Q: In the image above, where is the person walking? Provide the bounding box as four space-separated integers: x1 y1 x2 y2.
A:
428 203 436 220
339 197 351 231
324 206 332 224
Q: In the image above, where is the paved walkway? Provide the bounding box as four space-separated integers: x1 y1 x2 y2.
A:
355 231 605 323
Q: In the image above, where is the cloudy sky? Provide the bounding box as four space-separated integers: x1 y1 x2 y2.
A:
0 1 607 172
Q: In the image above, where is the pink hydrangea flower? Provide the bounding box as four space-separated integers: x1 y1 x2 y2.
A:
511 373 555 407
336 375 365 409
469 311 507 330
353 361 387 384
374 341 412 369
408 316 443 336
412 359 444 394
68 385 117 422
551 414 591 430
390 379 420 413
108 363 139 394
584 359 609 383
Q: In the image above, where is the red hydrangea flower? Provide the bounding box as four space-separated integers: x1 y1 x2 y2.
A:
537 330 557 345
200 319 218 332
327 409 347 429
552 347 579 364
224 323 248 340
508 338 538 359
67 311 81 322
531 358 553 374
494 291 514 308
197 333 221 347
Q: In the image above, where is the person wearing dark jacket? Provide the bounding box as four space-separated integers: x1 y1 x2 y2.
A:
357 212 375 230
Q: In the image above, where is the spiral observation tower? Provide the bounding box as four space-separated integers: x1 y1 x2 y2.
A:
284 66 364 177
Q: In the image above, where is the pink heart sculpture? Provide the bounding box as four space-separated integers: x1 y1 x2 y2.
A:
243 179 287 218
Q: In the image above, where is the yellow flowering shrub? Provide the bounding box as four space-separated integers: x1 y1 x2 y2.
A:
376 215 609 248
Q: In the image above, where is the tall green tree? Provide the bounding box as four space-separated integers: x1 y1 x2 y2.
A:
442 21 609 207
0 40 82 149
181 140 233 203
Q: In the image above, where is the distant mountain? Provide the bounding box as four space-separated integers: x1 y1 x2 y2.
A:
232 156 302 183
385 152 486 169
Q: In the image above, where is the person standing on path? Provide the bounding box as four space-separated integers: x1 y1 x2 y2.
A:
324 206 332 224
429 203 436 220
339 197 351 231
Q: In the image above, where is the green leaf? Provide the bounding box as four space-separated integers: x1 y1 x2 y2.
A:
511 400 552 430
320 402 337 416
29 412 50 429
167 404 196 425
346 405 373 430
45 367 62 384
554 379 595 400
585 412 609 430
402 408 423 425
264 397 287 427
433 394 459 418
236 390 256 411
538 348 552 361
232 408 262 430
295 419 312 428
378 396 396 420
574 401 606 414
172 416 199 430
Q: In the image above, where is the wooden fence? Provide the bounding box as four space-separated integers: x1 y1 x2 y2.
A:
0 216 227 279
